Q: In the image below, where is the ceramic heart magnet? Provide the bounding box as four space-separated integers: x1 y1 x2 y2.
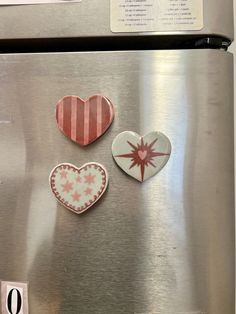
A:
56 95 114 146
112 131 171 182
49 162 108 214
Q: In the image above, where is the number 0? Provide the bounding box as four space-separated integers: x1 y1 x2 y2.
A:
7 288 22 314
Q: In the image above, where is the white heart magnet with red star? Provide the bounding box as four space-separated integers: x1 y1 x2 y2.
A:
112 131 171 182
49 162 108 214
56 95 114 146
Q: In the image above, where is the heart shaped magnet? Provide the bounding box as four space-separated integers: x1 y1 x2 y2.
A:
56 95 114 146
112 131 171 182
49 162 108 214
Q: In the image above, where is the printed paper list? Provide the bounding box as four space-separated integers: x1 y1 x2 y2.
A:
111 0 203 32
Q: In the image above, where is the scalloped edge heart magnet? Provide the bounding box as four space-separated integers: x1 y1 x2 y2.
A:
112 131 171 182
55 95 115 146
49 162 108 214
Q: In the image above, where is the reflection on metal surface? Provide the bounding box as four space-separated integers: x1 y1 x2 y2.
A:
0 50 234 314
0 120 12 124
26 184 57 273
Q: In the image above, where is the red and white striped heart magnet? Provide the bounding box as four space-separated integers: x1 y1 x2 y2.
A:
55 95 115 146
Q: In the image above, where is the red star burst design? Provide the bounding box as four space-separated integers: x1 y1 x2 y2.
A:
116 137 169 182
84 174 96 185
84 187 93 195
71 191 81 202
61 180 73 193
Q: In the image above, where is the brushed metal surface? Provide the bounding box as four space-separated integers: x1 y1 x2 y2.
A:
0 0 233 41
0 50 234 314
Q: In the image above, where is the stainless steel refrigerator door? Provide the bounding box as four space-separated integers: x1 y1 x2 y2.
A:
0 50 234 314
0 0 233 41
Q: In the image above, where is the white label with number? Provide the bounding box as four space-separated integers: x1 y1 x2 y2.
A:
1 281 28 314
111 0 203 32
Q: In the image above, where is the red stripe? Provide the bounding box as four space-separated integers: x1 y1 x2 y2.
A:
107 98 114 124
71 96 77 141
56 104 59 122
96 96 103 137
84 100 90 145
76 98 84 144
101 97 111 132
62 97 72 137
88 96 98 143
57 100 64 130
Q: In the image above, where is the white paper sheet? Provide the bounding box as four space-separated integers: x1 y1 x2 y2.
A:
0 0 81 4
111 0 203 32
